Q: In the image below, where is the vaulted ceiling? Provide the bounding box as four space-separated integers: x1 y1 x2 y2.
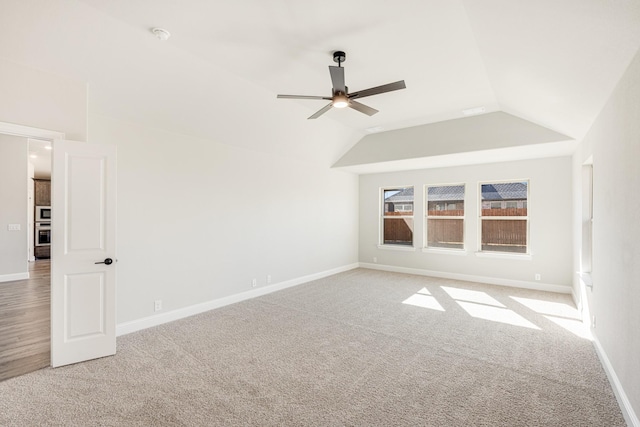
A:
1 0 639 166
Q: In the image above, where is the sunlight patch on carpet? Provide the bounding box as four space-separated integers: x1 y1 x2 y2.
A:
510 295 590 339
456 301 540 330
403 287 445 311
510 296 579 319
441 286 505 307
543 316 591 340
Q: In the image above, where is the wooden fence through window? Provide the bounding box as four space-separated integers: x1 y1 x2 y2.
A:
383 216 413 245
383 208 527 251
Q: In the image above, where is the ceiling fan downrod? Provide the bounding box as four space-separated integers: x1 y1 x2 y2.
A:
333 50 346 67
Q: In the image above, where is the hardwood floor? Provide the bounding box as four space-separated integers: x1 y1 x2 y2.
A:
0 260 50 381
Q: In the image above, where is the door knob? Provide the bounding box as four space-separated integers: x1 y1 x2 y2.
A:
95 258 113 265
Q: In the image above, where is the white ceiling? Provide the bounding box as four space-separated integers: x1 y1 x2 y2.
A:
28 139 52 179
1 0 639 164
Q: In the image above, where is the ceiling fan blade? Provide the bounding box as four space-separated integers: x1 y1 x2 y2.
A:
348 100 379 116
277 94 331 100
308 103 333 120
329 66 346 93
348 80 406 99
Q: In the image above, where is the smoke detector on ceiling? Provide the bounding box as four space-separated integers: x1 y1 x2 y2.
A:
151 28 171 41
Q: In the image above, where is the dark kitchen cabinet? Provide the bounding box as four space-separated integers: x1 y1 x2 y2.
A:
34 246 50 259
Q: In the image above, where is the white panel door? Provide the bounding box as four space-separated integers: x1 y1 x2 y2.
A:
51 139 117 367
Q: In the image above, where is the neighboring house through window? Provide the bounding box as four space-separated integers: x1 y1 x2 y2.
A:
382 187 414 246
426 184 465 250
480 181 529 254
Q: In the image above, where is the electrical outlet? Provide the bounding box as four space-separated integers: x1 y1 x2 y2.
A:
251 278 257 288
154 300 162 312
373 257 377 263
535 274 541 281
266 275 272 284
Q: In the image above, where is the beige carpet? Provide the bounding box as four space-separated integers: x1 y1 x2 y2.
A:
0 268 625 426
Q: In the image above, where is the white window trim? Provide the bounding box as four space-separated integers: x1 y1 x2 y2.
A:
379 185 415 247
422 247 468 256
475 251 532 260
377 244 416 252
478 180 530 255
424 183 465 251
580 161 593 276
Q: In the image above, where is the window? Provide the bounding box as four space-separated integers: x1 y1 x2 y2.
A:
480 181 528 254
581 164 593 273
382 187 414 246
426 184 464 249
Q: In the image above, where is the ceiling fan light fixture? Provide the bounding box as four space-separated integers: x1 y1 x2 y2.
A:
332 93 349 108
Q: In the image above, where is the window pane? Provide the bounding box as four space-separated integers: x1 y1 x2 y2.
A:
384 218 414 245
426 185 464 249
481 219 527 253
427 185 464 216
384 187 413 216
427 218 463 249
481 182 528 216
382 187 414 246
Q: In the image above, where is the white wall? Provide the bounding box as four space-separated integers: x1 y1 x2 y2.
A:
0 58 359 327
0 134 28 279
89 114 359 324
0 58 86 140
359 156 573 290
573 47 640 424
0 59 84 279
334 112 571 168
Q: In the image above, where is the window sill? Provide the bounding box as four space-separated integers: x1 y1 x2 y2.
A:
422 247 468 256
578 272 593 289
475 251 532 260
377 244 416 252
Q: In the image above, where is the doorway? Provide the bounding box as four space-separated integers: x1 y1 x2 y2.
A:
0 122 117 375
0 123 63 381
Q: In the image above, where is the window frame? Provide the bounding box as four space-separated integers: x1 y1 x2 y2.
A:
424 183 466 252
478 180 530 255
379 186 415 248
581 162 593 278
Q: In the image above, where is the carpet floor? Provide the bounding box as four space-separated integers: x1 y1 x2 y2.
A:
0 268 626 426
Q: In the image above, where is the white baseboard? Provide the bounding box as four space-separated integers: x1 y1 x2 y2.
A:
592 334 639 427
570 286 580 310
116 263 359 336
0 272 29 283
358 262 572 294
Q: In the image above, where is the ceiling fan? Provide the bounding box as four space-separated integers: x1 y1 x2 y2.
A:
277 51 406 119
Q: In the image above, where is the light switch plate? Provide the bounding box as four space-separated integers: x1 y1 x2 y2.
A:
8 224 20 231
